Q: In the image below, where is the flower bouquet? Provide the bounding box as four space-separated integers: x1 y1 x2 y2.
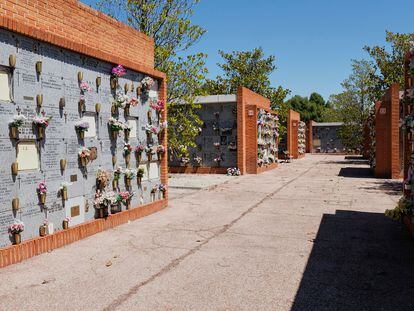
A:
108 117 125 139
146 146 155 162
124 122 132 141
78 147 91 167
159 184 167 199
59 181 71 200
96 168 111 190
150 99 165 119
9 114 27 139
137 167 145 186
213 155 223 166
135 144 145 164
124 168 136 187
123 142 133 166
74 119 90 139
8 220 24 245
227 167 241 176
112 166 122 190
111 65 126 89
37 181 47 204
156 145 165 161
33 112 51 139
140 76 154 94
180 157 190 166
118 191 134 209
80 82 92 93
193 156 202 166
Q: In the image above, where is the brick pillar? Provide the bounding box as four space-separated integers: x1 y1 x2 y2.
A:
375 84 400 179
287 109 300 159
306 121 314 153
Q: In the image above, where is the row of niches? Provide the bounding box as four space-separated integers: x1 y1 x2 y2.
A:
198 105 237 122
2 27 166 245
179 151 236 167
257 109 279 167
298 121 306 155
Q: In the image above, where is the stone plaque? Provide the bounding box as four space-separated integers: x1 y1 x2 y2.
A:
70 174 78 182
149 163 159 180
66 196 85 226
139 164 149 181
0 70 11 101
128 120 137 138
17 141 39 170
83 116 96 138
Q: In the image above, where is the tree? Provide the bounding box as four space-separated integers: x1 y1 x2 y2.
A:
96 0 208 156
364 30 414 99
329 59 376 151
201 48 290 133
284 92 328 123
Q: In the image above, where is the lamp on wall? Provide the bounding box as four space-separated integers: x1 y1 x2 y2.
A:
78 71 83 82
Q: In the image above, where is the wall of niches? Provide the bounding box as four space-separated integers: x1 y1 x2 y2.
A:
257 109 279 167
298 121 306 155
170 102 238 168
0 28 163 247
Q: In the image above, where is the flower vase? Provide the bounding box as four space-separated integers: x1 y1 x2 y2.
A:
112 179 118 190
136 154 142 165
147 153 153 162
125 177 132 187
39 225 47 237
39 193 46 204
78 130 85 140
11 162 18 175
62 188 68 201
137 176 142 186
146 132 152 142
12 198 19 212
98 205 108 218
37 126 44 140
124 130 130 141
158 132 163 142
60 159 67 171
126 199 131 210
13 233 21 245
157 152 163 162
110 77 118 90
10 126 18 139
124 104 130 117
79 99 86 112
111 203 121 214
147 110 152 121
80 157 88 167
125 154 131 166
111 130 118 140
161 190 166 199
62 220 69 230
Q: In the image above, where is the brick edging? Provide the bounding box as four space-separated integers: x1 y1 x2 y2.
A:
169 166 228 174
0 200 168 268
256 162 278 174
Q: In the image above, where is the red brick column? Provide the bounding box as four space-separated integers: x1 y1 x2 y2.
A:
375 84 401 179
306 121 314 153
287 109 300 159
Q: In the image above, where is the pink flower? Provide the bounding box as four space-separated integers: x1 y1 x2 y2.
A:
112 65 126 77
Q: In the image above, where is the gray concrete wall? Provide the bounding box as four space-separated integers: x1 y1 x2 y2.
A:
170 102 238 168
313 125 344 153
0 28 162 246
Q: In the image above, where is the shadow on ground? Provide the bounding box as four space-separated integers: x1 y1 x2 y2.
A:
291 210 414 311
359 180 403 196
338 167 373 178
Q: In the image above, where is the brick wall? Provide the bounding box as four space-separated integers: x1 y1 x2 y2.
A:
0 1 167 267
237 87 277 174
0 0 161 78
306 121 314 153
404 52 413 179
287 109 300 159
375 85 401 178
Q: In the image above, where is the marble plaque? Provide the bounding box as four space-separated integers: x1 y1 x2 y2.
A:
66 196 85 226
149 163 159 180
0 70 11 101
128 120 137 138
17 141 39 170
139 164 149 181
83 116 96 138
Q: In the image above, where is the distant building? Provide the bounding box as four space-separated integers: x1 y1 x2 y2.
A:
312 122 345 153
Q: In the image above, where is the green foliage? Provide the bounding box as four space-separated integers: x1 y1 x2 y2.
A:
201 47 290 135
327 59 376 151
364 31 414 100
96 0 207 156
284 92 328 123
385 197 411 221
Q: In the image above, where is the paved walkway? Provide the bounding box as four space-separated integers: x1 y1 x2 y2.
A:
1 155 413 311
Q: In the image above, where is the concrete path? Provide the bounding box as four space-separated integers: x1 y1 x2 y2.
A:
1 155 413 311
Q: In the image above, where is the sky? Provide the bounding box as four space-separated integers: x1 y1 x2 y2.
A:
81 0 414 100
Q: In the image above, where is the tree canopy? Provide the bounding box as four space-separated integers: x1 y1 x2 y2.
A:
96 0 208 156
